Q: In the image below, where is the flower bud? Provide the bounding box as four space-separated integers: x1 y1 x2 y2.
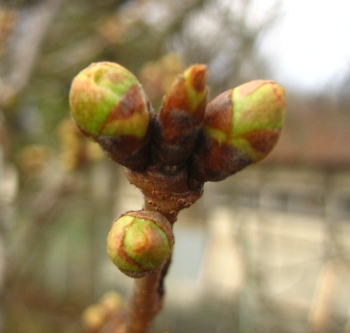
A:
69 62 152 170
99 291 123 316
153 64 208 165
82 304 107 332
107 211 174 278
190 80 285 181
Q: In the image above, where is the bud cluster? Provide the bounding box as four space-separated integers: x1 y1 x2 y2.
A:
69 61 286 277
69 61 285 180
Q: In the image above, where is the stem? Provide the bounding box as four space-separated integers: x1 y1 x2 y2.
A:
125 266 162 333
123 167 203 333
125 200 178 333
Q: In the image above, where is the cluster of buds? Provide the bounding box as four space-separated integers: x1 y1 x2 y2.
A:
69 61 285 277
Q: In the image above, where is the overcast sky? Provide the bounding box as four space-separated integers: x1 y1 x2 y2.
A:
260 0 350 93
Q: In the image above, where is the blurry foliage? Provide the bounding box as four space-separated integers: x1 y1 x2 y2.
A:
57 119 104 172
81 291 125 333
17 143 50 178
0 9 16 58
139 53 185 108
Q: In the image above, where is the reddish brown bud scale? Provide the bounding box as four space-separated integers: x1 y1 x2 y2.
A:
96 126 153 171
189 132 253 182
242 129 280 155
153 64 208 165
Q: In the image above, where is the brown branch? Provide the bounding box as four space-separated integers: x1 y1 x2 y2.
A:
122 167 203 333
124 199 177 333
125 265 164 333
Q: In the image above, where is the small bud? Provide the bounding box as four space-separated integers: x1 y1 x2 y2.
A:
107 211 174 278
99 291 123 316
82 304 107 332
153 64 208 165
190 80 285 181
69 62 152 170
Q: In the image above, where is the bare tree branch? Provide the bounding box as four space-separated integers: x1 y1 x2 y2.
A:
0 0 63 108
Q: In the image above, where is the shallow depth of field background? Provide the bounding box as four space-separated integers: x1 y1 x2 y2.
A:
1 0 350 332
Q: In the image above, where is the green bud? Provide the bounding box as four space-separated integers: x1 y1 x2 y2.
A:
153 64 208 165
107 211 174 278
69 62 152 170
69 61 150 139
189 80 285 181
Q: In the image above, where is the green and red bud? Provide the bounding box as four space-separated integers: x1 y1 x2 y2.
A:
153 64 208 165
107 211 174 278
69 62 152 170
190 80 285 181
160 64 207 119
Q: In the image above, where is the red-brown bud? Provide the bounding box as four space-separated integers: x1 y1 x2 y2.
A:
189 80 286 181
153 64 208 165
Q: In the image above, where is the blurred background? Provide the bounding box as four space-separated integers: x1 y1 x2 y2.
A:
0 0 350 332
